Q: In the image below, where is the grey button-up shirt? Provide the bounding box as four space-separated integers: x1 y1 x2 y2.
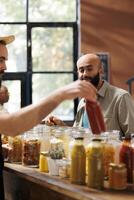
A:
74 80 134 135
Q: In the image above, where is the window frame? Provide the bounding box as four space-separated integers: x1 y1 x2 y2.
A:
2 72 29 108
0 0 80 123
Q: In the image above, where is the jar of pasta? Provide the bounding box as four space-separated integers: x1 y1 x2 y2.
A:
22 129 41 167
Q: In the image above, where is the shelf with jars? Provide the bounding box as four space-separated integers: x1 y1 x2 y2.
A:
2 123 134 193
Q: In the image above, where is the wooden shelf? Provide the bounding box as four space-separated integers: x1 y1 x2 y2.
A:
4 163 134 200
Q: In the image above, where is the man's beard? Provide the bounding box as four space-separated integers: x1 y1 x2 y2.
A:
80 73 100 88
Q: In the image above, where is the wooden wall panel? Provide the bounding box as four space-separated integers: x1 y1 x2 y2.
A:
81 0 134 93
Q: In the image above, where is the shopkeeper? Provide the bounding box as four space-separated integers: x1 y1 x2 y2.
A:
0 35 96 200
46 54 134 136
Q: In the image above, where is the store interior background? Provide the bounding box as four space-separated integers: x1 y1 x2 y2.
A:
81 0 134 95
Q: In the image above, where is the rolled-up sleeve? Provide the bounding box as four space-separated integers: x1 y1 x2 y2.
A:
118 93 134 134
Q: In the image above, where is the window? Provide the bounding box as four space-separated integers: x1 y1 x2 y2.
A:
0 0 79 122
97 52 110 82
2 72 28 112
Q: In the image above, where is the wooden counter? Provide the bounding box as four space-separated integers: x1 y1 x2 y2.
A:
4 163 134 200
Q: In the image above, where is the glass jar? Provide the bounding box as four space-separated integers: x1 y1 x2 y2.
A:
108 163 127 190
49 133 65 159
58 159 71 178
8 135 22 163
22 129 41 166
68 127 87 160
40 125 51 152
102 135 115 177
59 126 73 159
70 137 86 185
50 126 72 159
39 151 49 172
119 135 133 183
110 131 122 164
87 137 104 189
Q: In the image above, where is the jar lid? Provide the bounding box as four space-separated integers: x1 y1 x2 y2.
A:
109 163 126 169
122 133 132 140
74 137 84 140
40 151 49 156
92 138 102 141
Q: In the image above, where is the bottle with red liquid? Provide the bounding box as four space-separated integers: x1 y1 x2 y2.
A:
119 134 133 183
86 100 106 135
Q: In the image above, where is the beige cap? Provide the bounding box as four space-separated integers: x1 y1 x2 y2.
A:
0 35 15 45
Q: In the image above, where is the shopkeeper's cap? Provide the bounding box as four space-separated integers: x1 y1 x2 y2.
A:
0 35 15 45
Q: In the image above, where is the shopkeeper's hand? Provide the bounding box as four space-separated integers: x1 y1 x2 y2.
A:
43 116 66 126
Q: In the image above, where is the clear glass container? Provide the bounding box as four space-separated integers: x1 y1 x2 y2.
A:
40 125 51 152
39 151 49 173
68 127 87 160
49 126 73 159
8 135 22 163
102 133 115 177
22 129 41 167
108 163 127 190
57 159 71 178
70 137 86 185
106 130 121 164
49 131 65 159
87 137 104 189
119 135 133 183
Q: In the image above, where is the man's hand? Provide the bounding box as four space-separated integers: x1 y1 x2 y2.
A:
44 116 66 126
60 80 97 102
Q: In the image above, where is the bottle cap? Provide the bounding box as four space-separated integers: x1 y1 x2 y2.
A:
40 151 49 156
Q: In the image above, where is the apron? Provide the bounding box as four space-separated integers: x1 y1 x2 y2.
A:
0 134 5 200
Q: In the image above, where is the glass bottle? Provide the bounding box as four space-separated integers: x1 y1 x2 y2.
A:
102 130 121 177
87 137 104 189
56 126 72 159
110 131 122 164
70 137 86 185
86 100 106 134
40 125 52 153
103 140 114 177
119 135 133 183
68 127 86 160
49 132 65 159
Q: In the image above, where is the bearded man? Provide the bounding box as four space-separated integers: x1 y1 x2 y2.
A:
75 53 134 135
46 53 134 136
